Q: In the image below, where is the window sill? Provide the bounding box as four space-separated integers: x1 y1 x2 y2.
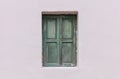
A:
41 66 80 70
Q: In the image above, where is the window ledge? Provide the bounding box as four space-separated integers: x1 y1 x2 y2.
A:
41 67 80 70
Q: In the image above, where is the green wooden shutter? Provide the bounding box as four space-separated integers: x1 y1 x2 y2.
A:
42 16 60 66
61 16 77 66
42 15 77 67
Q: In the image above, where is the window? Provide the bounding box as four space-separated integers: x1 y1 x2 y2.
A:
42 11 77 67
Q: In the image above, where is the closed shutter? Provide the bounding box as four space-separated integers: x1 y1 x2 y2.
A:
61 16 76 66
42 15 77 67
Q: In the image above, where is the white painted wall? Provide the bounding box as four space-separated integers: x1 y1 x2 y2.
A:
0 0 120 79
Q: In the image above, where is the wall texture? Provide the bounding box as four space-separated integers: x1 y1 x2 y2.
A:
0 0 120 79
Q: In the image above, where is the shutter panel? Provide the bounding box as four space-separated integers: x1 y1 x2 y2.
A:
43 16 60 66
61 16 77 66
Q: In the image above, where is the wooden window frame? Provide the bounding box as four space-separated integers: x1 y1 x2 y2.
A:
42 11 78 67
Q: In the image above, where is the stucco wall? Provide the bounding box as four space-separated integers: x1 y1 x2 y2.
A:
0 0 120 79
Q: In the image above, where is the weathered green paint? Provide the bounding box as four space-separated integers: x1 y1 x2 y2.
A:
62 19 72 38
47 18 56 38
42 15 77 67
